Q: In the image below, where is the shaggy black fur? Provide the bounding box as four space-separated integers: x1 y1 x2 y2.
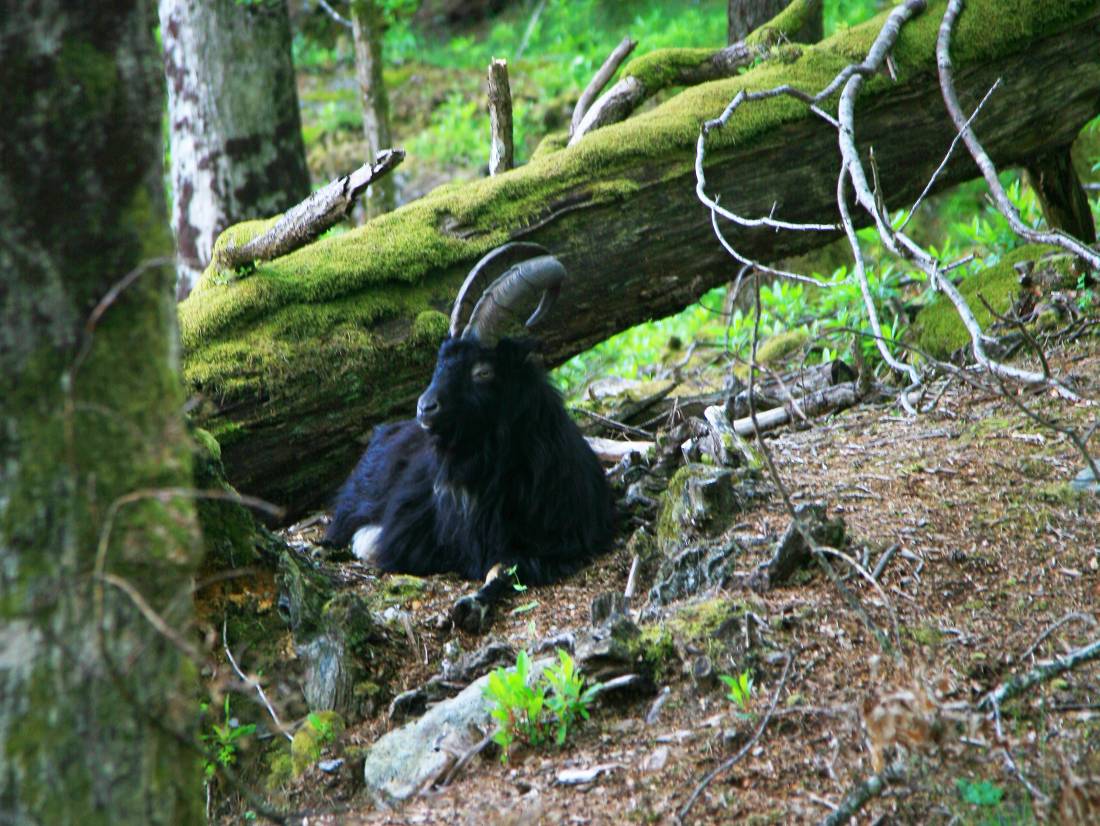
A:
324 336 615 598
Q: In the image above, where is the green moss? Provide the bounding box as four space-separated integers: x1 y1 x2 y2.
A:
668 597 754 640
265 750 295 791
629 624 679 678
745 0 821 46
629 598 759 678
621 48 718 90
378 574 428 605
912 245 1056 358
756 328 810 365
1036 482 1088 505
655 465 695 550
290 710 345 775
191 426 259 569
57 39 117 117
531 130 569 160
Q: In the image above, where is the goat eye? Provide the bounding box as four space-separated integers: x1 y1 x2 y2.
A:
472 364 494 382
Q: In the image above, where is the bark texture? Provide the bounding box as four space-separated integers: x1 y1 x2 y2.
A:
180 0 1100 521
0 2 203 823
729 0 823 44
351 0 396 216
160 0 311 298
1025 147 1098 244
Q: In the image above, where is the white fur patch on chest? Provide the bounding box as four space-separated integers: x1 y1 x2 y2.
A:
433 479 477 518
351 525 383 564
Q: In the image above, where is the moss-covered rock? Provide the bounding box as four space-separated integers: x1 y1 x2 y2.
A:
630 597 764 679
655 464 748 553
756 328 810 366
290 710 345 775
910 244 1057 358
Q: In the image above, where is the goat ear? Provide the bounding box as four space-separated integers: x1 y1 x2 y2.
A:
497 337 542 367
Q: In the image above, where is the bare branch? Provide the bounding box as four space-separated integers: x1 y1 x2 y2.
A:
317 0 351 28
214 150 405 274
571 36 636 136
937 0 1100 270
982 637 1100 712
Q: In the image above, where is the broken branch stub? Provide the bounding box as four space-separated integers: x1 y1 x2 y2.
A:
487 59 513 176
213 149 405 274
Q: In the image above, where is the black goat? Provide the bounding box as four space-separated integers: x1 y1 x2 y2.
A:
324 243 615 631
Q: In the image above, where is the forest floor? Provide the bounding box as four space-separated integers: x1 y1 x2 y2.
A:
247 336 1100 826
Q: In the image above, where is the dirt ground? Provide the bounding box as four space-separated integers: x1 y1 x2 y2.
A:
226 341 1100 826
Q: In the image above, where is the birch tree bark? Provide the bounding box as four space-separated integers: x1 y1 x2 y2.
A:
160 0 311 298
0 2 203 821
351 0 397 216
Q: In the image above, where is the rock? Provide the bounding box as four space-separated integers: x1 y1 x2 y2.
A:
1071 465 1099 493
590 591 627 626
646 540 745 607
362 657 553 804
278 550 407 722
390 640 515 721
655 464 752 555
555 762 622 786
749 503 846 590
641 746 670 773
574 615 641 681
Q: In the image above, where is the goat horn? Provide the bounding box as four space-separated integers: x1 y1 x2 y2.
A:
449 242 566 342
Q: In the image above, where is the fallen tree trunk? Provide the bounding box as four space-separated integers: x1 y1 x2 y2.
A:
181 0 1100 519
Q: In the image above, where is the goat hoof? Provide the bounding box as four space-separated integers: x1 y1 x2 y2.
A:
451 595 491 634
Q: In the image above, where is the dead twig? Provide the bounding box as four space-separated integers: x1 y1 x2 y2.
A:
678 651 792 821
1020 612 1099 662
981 636 1100 713
818 756 908 826
937 0 1100 271
871 544 899 582
223 620 293 741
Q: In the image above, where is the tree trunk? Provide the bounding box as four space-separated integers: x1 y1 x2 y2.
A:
160 0 311 299
351 0 396 217
0 3 203 823
1025 147 1097 244
179 0 1100 521
729 0 822 45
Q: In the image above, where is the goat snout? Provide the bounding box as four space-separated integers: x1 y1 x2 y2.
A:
416 393 440 429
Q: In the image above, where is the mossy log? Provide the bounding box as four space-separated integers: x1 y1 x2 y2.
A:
182 0 1100 519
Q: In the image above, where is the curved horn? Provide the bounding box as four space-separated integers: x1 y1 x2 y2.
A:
462 254 566 342
449 242 566 342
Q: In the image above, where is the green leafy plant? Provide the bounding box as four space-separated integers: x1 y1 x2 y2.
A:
543 649 600 746
955 777 1005 807
485 650 547 759
504 564 528 593
202 696 256 780
307 711 334 742
719 669 755 713
484 649 599 762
